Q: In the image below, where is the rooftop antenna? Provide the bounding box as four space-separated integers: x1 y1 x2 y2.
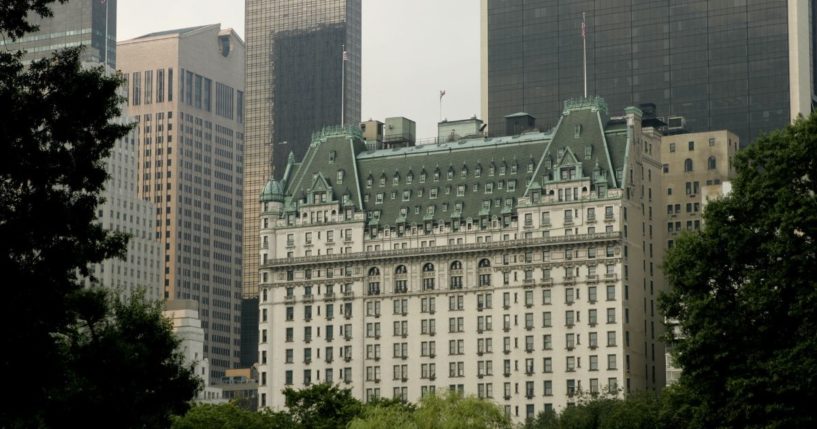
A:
582 12 588 98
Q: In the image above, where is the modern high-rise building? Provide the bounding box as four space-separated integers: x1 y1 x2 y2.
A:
1 0 162 300
0 0 116 68
242 0 362 367
89 125 163 302
118 25 245 380
481 0 814 145
255 97 668 421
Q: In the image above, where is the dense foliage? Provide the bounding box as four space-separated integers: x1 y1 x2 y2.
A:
660 112 817 428
173 387 508 429
0 1 200 427
351 391 510 429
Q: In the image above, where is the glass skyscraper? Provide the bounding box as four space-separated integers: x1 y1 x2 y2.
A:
482 0 814 145
242 0 362 366
1 0 116 68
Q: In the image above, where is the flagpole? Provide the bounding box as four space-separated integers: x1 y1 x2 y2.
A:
341 44 345 127
439 90 445 122
582 12 587 98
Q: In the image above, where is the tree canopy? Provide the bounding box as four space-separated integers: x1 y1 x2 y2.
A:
660 113 817 428
0 1 200 427
350 391 510 429
283 383 365 429
171 403 293 429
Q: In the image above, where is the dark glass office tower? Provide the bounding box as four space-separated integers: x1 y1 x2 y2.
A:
242 0 361 367
483 0 813 145
0 0 116 68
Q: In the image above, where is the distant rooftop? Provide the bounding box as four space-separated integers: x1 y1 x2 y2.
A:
132 24 217 40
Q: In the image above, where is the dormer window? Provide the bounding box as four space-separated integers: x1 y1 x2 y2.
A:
366 176 373 187
407 172 414 184
329 151 336 163
510 163 517 174
434 168 441 181
379 174 386 187
528 160 535 173
447 168 454 180
561 167 576 180
393 174 400 185
475 164 482 177
420 171 426 183
499 163 506 175
574 125 582 138
489 163 496 176
337 170 345 184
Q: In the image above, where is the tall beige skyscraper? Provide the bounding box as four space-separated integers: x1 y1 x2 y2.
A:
118 25 245 380
242 0 362 366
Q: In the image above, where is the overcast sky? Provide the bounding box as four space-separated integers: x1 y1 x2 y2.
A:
118 0 481 139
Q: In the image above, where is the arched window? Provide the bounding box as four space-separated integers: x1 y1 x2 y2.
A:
368 267 380 277
395 265 407 274
423 263 435 272
449 261 463 289
478 258 491 286
707 156 716 170
423 263 435 291
684 159 693 172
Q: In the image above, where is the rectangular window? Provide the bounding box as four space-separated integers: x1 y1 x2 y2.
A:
194 74 203 108
132 72 141 106
156 68 164 103
168 68 173 102
185 71 193 105
237 90 244 123
215 82 235 119
203 78 212 112
144 70 153 104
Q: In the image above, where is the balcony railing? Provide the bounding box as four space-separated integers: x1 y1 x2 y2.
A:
262 232 622 268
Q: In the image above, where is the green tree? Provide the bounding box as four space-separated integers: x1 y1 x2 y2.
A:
171 403 293 429
283 383 365 429
0 1 200 427
661 113 817 428
350 392 510 429
54 290 201 427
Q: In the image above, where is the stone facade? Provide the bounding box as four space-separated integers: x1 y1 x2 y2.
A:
257 98 672 422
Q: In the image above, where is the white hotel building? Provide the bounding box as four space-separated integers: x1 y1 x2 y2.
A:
257 98 667 422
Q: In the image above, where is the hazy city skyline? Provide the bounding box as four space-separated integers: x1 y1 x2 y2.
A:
118 0 480 140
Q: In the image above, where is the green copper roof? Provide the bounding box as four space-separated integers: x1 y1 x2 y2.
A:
260 178 285 203
274 98 638 228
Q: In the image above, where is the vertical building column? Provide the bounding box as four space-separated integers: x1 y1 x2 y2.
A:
788 0 813 121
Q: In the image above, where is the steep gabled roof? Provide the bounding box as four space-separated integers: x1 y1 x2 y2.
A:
275 97 637 227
